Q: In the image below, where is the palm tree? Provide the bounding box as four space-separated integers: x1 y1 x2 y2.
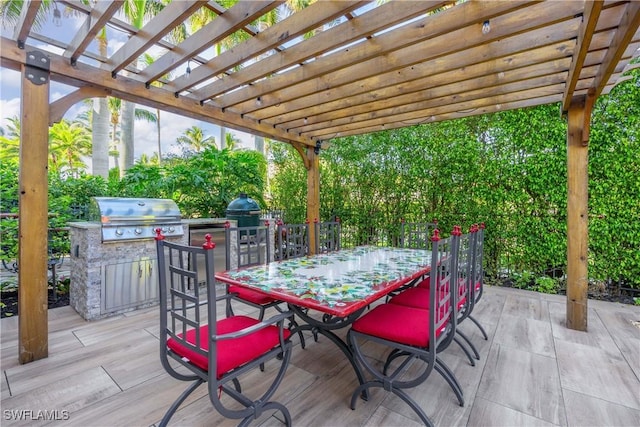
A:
187 1 254 150
119 0 170 173
48 119 92 178
91 11 111 179
0 117 21 164
1 115 91 178
141 52 174 164
176 126 217 156
108 96 158 176
224 132 241 150
136 152 160 165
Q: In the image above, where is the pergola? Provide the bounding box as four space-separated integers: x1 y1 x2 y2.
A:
1 0 639 364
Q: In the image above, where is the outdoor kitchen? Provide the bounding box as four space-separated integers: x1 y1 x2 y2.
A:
68 197 255 320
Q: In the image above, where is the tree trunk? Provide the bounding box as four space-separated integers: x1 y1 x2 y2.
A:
254 134 265 155
121 99 135 175
91 97 110 179
156 108 162 164
220 125 226 150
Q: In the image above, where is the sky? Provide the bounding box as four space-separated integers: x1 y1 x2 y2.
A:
0 6 256 164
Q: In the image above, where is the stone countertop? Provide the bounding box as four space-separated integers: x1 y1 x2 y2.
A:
67 221 101 229
182 218 230 226
68 218 232 229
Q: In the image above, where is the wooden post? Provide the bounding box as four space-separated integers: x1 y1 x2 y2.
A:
566 95 590 331
306 146 320 255
18 51 50 363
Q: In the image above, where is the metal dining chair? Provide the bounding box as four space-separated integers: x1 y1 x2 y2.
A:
388 226 480 366
385 220 438 301
155 230 293 427
224 221 280 320
347 227 463 427
400 220 438 250
467 223 488 341
224 221 306 349
314 218 341 254
275 219 310 260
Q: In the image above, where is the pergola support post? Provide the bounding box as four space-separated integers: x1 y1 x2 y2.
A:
306 146 320 255
566 94 591 331
18 50 51 363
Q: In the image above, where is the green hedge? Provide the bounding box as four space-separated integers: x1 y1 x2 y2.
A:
268 72 640 289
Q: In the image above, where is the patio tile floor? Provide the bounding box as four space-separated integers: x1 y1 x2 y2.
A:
1 286 639 426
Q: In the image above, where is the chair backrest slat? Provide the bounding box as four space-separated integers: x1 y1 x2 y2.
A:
456 231 474 321
471 224 485 303
225 222 271 270
315 220 341 254
275 221 310 260
401 221 438 250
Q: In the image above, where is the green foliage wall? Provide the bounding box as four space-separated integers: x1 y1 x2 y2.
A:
268 75 640 288
0 147 268 263
107 147 268 218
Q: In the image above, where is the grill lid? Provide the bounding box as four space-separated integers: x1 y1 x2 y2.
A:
90 197 182 223
89 197 184 241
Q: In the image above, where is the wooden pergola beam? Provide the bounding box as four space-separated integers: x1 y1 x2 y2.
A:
190 0 453 102
13 0 40 49
0 36 314 147
561 0 603 113
264 35 580 126
138 0 282 85
169 0 368 94
108 0 208 76
220 0 539 112
63 1 124 65
326 94 561 138
307 84 565 139
592 1 640 97
299 72 569 136
49 86 110 125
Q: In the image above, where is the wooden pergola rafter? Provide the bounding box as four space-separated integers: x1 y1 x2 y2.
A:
0 0 639 364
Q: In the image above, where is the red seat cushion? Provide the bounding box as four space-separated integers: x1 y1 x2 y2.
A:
416 275 431 289
389 287 430 309
229 285 277 305
167 315 291 378
351 304 431 347
391 286 465 311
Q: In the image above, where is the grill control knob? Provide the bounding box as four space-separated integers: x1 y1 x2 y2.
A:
168 226 175 232
161 227 168 232
134 227 143 235
115 228 124 236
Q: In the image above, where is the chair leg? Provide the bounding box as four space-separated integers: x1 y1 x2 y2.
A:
226 298 235 318
289 318 306 349
434 359 464 406
238 402 291 427
453 335 476 366
350 381 435 427
159 378 204 427
383 350 464 406
456 329 480 360
468 314 488 340
383 348 405 374
232 378 241 393
277 306 306 349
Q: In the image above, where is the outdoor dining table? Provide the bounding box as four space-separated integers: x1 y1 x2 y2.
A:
215 245 433 394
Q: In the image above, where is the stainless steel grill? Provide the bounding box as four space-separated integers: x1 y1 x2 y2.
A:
89 197 184 242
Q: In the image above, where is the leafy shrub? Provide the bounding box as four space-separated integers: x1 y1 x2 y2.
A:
533 276 558 294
